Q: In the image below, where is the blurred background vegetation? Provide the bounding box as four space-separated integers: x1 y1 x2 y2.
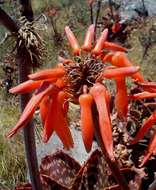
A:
0 0 156 189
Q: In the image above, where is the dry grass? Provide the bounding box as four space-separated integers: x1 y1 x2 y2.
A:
0 91 26 189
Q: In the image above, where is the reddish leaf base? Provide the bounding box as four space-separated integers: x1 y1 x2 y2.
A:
16 149 148 189
40 149 109 190
16 149 110 190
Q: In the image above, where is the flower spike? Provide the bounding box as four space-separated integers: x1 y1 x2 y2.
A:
82 24 95 52
79 92 94 152
92 28 108 55
90 83 114 161
65 26 81 56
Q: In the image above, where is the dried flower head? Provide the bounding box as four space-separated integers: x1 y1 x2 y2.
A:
17 16 45 67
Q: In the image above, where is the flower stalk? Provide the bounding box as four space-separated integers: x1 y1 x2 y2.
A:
17 48 42 190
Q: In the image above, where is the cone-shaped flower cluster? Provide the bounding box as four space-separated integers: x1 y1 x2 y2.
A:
7 25 143 161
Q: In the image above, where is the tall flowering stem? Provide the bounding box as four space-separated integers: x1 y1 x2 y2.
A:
0 6 42 190
17 48 42 190
18 1 42 189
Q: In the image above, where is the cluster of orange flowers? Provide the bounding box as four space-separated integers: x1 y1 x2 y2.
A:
7 24 156 166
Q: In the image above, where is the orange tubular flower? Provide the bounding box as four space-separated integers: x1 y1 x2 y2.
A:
82 24 95 52
9 80 42 94
102 52 114 63
103 66 139 119
140 131 156 167
9 79 57 94
129 91 156 100
104 52 145 82
115 78 128 119
79 92 94 152
7 83 58 138
65 26 81 56
42 90 73 149
131 111 156 145
102 66 140 79
90 83 114 161
136 81 156 93
136 81 156 89
28 67 66 80
8 25 129 152
103 41 127 52
92 28 108 55
129 90 156 165
39 96 51 125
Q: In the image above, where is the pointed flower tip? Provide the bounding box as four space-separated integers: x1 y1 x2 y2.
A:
89 24 95 28
103 41 127 52
82 24 95 52
104 28 109 33
92 28 108 55
9 88 14 94
65 25 70 31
